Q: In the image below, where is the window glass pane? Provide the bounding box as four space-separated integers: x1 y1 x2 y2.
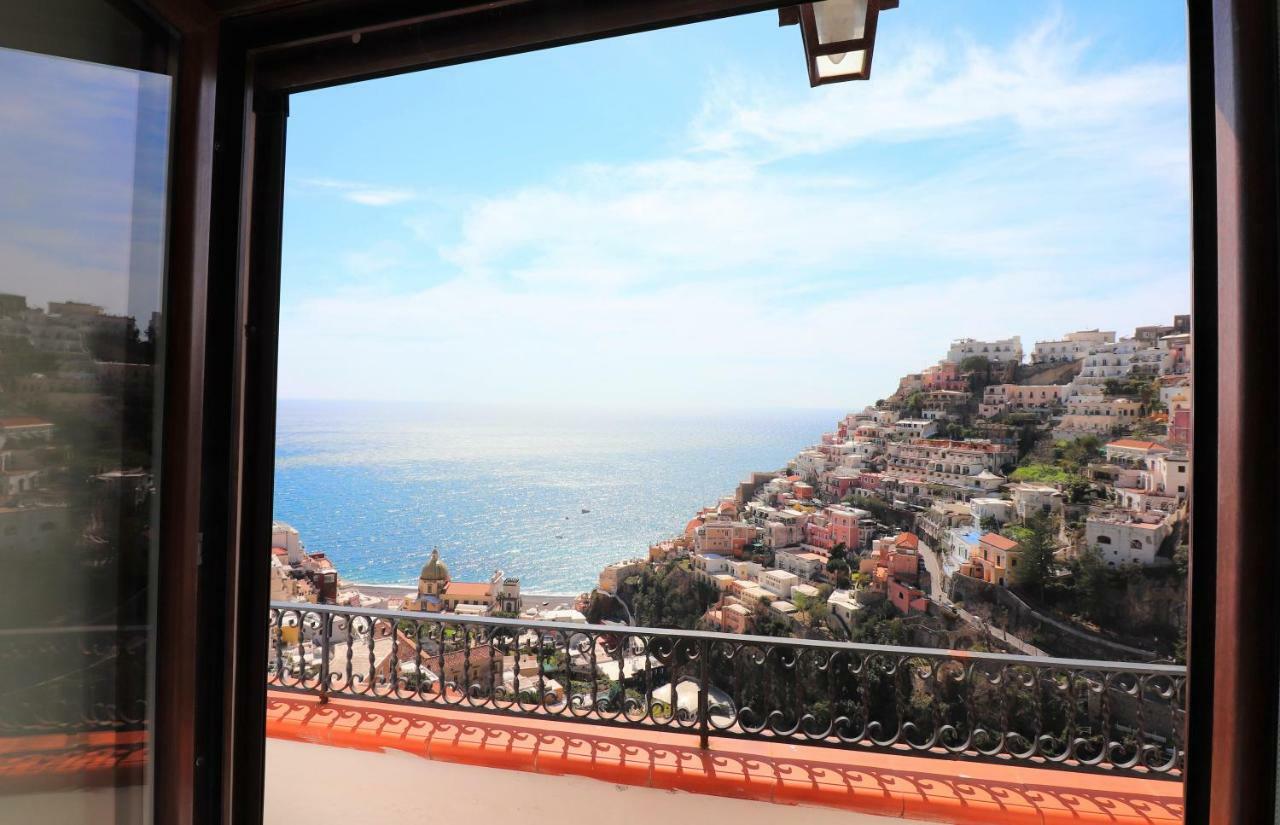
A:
0 16 171 825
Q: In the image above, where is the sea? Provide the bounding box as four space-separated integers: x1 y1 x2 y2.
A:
272 400 845 593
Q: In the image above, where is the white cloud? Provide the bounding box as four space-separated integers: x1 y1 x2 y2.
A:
278 262 1188 409
296 177 417 206
280 12 1191 409
428 14 1187 295
689 14 1186 160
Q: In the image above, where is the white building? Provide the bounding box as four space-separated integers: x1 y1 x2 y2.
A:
770 600 798 621
793 450 829 479
271 521 305 565
791 583 821 604
970 497 1014 525
775 548 827 581
884 439 1015 492
1008 483 1064 521
1056 393 1145 435
1160 378 1192 410
946 336 1023 364
894 418 939 438
1076 338 1170 385
1149 452 1190 500
692 553 732 584
827 589 862 624
1085 510 1175 566
1031 330 1116 364
759 569 800 600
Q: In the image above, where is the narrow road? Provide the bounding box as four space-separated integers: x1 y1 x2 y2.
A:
918 538 1047 657
917 538 947 602
952 606 1048 657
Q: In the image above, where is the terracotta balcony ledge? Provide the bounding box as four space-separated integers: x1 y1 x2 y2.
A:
266 690 1184 825
0 729 147 794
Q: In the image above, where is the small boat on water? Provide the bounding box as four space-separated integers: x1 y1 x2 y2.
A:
580 508 590 514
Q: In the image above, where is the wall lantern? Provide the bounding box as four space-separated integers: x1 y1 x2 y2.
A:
780 0 897 86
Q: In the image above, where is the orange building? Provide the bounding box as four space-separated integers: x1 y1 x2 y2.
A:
962 532 1022 587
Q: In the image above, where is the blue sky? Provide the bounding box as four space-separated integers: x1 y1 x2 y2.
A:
278 1 1191 410
0 48 170 322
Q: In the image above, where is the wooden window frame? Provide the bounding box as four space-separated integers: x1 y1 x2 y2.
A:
138 0 1277 823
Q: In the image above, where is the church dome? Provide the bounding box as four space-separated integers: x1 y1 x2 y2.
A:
419 548 450 582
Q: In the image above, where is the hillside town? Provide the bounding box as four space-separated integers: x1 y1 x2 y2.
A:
586 315 1191 660
0 291 160 726
267 314 1191 665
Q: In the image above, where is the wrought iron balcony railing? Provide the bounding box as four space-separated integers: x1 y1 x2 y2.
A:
267 601 1186 779
0 625 149 735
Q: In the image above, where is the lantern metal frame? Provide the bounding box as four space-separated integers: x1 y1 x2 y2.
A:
791 0 897 86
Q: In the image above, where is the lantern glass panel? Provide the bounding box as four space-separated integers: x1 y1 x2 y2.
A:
813 0 869 45
815 49 867 79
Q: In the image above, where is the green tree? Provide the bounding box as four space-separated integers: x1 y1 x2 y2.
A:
751 606 793 638
793 592 830 629
1009 464 1073 484
1062 475 1092 503
1007 514 1057 599
826 557 851 589
1071 545 1112 622
903 391 924 418
619 562 717 629
1054 435 1102 471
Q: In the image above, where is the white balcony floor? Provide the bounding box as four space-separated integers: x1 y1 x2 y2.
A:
264 738 905 825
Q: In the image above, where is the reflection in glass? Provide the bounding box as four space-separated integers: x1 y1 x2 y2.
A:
0 43 169 823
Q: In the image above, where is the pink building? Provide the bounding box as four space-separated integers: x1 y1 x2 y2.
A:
826 505 862 548
888 579 929 615
694 517 757 559
803 519 834 550
863 532 923 605
921 361 967 392
1168 407 1190 446
720 601 752 634
853 472 887 492
827 475 859 499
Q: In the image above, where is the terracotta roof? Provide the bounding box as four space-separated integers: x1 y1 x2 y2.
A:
440 643 492 670
445 581 491 599
980 532 1020 551
893 532 920 550
1107 439 1169 452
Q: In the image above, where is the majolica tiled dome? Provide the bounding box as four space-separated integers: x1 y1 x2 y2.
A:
419 547 450 582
